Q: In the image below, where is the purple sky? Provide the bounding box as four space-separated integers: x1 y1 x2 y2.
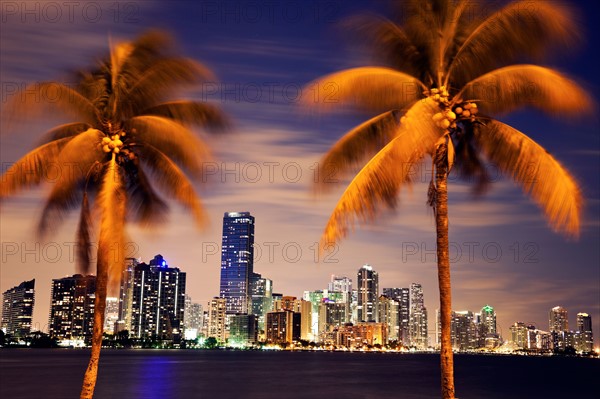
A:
1 0 598 345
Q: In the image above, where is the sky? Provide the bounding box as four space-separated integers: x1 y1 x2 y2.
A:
0 0 599 346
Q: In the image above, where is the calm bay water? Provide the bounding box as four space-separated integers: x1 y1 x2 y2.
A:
0 349 598 398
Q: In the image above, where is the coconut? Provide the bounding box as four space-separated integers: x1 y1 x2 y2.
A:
102 137 111 145
440 119 450 129
462 110 471 118
464 103 472 110
431 88 439 94
433 94 440 101
113 147 120 154
455 107 463 114
446 111 456 120
433 112 444 121
470 107 478 115
102 145 110 153
114 139 123 147
108 142 116 149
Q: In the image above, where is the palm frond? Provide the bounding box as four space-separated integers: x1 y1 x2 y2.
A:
321 98 442 246
341 15 425 78
303 67 425 113
6 82 99 125
37 122 91 145
0 137 73 199
474 119 582 237
458 65 592 116
128 115 211 176
123 159 169 226
38 128 105 236
96 156 127 290
119 58 215 116
447 0 579 86
138 144 207 228
315 110 402 192
142 101 229 131
76 192 94 275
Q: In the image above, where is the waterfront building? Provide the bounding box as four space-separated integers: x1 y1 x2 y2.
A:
207 297 227 343
382 287 410 345
183 296 203 340
378 295 399 342
130 255 186 341
1 279 35 339
409 283 428 348
229 314 258 346
49 274 96 343
574 313 593 353
117 257 140 332
220 212 255 315
266 310 301 345
103 297 119 334
357 265 379 322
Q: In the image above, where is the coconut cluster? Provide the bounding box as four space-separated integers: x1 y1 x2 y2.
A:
428 86 450 104
431 99 479 131
102 134 124 154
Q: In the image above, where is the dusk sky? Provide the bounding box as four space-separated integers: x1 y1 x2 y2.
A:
1 0 598 345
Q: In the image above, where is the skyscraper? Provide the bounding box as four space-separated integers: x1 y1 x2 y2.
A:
357 264 379 322
130 255 186 341
207 297 227 343
49 274 96 342
575 313 593 353
479 305 497 335
117 257 140 332
383 287 410 345
410 283 428 348
249 273 273 331
1 279 35 339
378 295 399 341
549 306 568 332
183 296 203 340
220 212 255 315
103 297 119 334
328 275 352 293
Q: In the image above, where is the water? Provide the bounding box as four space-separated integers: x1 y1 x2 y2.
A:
0 349 597 398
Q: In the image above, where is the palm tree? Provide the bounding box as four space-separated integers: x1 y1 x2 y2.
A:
306 1 591 398
0 30 226 398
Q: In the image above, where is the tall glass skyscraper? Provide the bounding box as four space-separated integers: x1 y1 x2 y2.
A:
220 212 255 315
357 264 379 322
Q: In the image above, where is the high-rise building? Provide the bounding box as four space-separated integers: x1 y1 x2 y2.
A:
357 265 379 322
1 279 35 339
183 296 203 340
207 297 227 343
510 322 528 349
220 212 255 315
130 255 186 341
549 306 568 332
328 276 352 293
49 274 96 342
382 287 410 345
479 305 497 335
249 273 272 331
575 313 593 353
410 283 428 348
266 310 301 345
117 257 140 332
103 297 119 334
229 314 258 346
318 300 347 337
378 295 399 342
451 310 477 351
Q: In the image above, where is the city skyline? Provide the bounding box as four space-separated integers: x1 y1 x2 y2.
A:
3 256 595 351
1 1 598 349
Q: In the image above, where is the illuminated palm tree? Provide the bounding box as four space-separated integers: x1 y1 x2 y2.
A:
0 31 226 398
307 1 591 397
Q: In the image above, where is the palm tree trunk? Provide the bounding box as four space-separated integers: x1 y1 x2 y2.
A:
434 143 455 399
80 254 107 399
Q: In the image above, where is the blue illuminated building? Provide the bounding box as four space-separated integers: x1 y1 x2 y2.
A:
220 212 255 315
130 254 186 342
